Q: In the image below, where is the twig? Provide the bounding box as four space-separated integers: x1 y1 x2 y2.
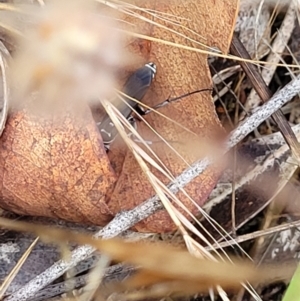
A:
242 1 297 114
230 33 300 162
6 69 300 301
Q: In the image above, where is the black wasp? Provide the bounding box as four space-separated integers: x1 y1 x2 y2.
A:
97 62 156 149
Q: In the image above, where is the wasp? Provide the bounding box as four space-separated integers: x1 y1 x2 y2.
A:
97 62 212 149
97 62 156 149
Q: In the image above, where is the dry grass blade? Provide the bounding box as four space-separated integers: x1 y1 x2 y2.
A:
119 28 300 69
0 217 295 294
100 98 190 178
102 101 227 249
244 207 300 254
99 0 213 51
101 98 194 235
101 98 211 240
78 255 110 301
111 92 195 166
0 22 23 38
0 237 39 298
0 3 22 12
